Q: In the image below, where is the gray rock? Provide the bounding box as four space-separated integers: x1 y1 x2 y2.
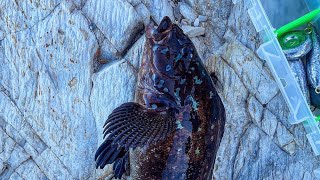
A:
0 0 60 34
127 0 142 7
135 3 151 25
181 18 191 25
83 0 144 54
194 18 200 27
9 172 23 180
90 60 137 178
100 38 119 60
0 160 7 175
0 1 97 179
34 149 72 179
72 0 87 8
142 0 174 24
0 30 5 40
181 25 205 37
125 35 146 69
14 159 48 180
90 60 137 146
220 41 279 104
179 2 198 21
1 0 319 179
198 15 208 22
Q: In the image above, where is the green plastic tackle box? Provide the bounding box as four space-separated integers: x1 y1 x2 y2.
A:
233 0 320 163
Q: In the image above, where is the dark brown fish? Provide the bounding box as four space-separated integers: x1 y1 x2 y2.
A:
95 16 226 180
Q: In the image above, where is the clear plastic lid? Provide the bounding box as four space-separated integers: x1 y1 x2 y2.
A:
237 0 320 156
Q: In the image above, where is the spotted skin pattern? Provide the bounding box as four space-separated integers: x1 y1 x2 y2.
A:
133 16 226 180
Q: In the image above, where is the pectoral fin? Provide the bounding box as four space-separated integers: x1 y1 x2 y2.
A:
95 102 176 179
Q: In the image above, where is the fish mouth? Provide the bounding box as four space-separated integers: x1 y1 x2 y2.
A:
146 16 173 44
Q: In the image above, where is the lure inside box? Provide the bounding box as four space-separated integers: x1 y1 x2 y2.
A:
233 0 320 157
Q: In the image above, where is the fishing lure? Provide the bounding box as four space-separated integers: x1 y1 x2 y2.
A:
95 17 226 179
279 30 311 103
279 30 312 60
288 58 310 104
307 27 320 95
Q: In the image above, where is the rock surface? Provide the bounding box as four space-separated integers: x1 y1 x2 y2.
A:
0 0 319 179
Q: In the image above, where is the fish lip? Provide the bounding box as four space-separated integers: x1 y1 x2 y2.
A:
146 16 173 44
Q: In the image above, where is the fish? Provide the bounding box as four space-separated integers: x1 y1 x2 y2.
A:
94 16 226 180
279 30 312 60
307 27 320 94
288 58 310 104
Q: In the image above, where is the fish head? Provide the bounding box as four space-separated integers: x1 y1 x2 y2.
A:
146 16 196 78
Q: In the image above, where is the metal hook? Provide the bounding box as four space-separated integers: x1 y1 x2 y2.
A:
305 23 313 34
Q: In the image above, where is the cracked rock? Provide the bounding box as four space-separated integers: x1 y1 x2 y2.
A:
198 15 208 22
1 2 97 179
0 160 7 175
125 35 146 69
135 3 151 26
0 0 61 34
181 25 205 37
179 2 198 21
14 159 48 180
100 38 119 61
142 0 174 24
83 0 144 54
90 60 137 146
221 41 279 104
193 18 200 27
1 0 320 179
127 0 142 7
90 60 137 178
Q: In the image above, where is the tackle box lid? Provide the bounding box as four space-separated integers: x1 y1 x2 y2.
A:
232 0 320 158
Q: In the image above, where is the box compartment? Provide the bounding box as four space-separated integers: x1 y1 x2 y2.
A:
238 0 320 156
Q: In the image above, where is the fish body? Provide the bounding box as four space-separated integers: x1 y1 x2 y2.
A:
288 58 310 104
95 17 226 180
307 28 320 94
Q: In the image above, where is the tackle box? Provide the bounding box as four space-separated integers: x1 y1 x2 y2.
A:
232 0 320 159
